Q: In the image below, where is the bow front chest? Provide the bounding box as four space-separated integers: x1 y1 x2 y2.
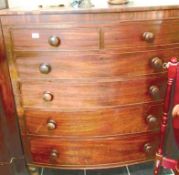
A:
1 2 179 173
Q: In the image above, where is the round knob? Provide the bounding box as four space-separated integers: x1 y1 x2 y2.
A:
39 64 51 74
43 91 53 102
143 32 155 42
146 114 158 126
50 149 59 160
150 57 163 70
48 36 61 47
144 143 153 154
47 119 56 130
149 85 160 99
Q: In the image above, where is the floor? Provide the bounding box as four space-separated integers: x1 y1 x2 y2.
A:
40 162 174 175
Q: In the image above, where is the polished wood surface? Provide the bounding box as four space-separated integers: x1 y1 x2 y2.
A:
29 133 159 169
25 102 162 137
21 74 166 109
1 3 179 170
11 28 100 51
0 22 28 174
0 20 22 160
103 19 179 49
15 48 179 80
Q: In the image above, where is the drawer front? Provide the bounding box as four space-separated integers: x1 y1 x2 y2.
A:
25 103 162 137
11 28 100 51
15 48 179 79
29 133 159 168
104 20 179 49
21 75 166 109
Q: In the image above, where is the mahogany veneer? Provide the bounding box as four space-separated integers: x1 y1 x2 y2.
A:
25 102 162 137
103 19 179 49
11 28 100 51
1 2 179 173
15 48 179 79
20 75 166 109
0 20 27 174
29 133 159 169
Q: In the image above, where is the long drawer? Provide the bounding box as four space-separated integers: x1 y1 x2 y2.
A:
29 133 159 169
15 48 179 80
25 102 162 137
11 28 100 51
103 19 179 49
20 75 166 109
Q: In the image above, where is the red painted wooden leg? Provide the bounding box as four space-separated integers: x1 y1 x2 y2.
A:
154 58 178 175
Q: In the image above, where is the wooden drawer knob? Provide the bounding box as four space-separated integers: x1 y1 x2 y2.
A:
48 36 61 47
146 114 158 126
43 91 53 102
143 32 155 42
47 119 56 130
39 64 51 74
50 149 59 160
149 85 160 99
144 143 153 154
150 57 163 70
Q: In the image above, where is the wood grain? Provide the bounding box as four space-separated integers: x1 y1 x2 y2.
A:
29 133 159 169
0 22 23 159
1 4 179 169
0 23 28 174
15 48 179 80
20 74 166 109
11 28 100 51
1 9 179 26
25 102 162 137
104 19 179 49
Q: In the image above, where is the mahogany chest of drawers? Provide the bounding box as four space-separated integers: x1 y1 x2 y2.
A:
1 2 179 173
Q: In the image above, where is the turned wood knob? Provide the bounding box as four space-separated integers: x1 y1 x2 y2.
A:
146 114 158 126
39 63 51 74
144 143 153 154
149 85 160 99
43 91 53 102
48 36 61 47
150 57 163 70
47 119 56 130
50 149 59 160
143 32 155 42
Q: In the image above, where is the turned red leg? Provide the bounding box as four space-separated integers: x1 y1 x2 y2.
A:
154 58 178 175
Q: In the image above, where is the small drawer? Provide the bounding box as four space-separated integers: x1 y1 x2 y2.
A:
20 74 166 109
11 28 100 51
25 103 162 137
15 48 179 79
29 133 159 168
103 19 179 50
